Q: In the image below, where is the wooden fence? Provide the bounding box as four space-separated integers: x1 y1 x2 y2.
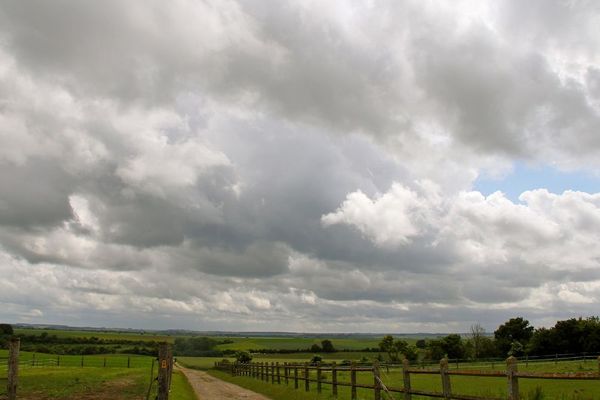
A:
2 339 174 400
215 355 600 400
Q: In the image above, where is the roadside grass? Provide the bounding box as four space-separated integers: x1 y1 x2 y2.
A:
169 370 197 400
214 337 389 352
198 358 600 400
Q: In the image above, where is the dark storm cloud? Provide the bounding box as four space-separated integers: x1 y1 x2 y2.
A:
1 0 600 332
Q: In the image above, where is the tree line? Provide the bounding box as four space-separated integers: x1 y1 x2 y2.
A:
379 316 600 362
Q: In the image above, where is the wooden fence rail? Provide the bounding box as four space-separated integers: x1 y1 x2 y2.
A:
215 355 600 400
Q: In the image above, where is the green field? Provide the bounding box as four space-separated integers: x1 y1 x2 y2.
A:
214 337 388 351
0 348 195 400
180 357 600 400
0 349 155 369
0 366 194 400
14 327 175 343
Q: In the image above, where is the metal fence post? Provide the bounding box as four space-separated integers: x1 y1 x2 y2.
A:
440 358 451 399
507 356 519 400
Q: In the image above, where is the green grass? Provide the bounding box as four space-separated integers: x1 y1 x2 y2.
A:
0 357 195 399
170 370 197 400
0 349 155 368
200 358 600 400
214 337 391 351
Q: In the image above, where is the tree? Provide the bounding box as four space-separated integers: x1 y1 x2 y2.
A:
310 343 322 352
441 334 466 359
378 335 415 361
321 340 335 353
0 324 13 335
494 317 533 356
469 323 485 359
415 339 426 349
235 351 252 363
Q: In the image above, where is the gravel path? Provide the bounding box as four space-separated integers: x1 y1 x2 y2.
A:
177 366 271 400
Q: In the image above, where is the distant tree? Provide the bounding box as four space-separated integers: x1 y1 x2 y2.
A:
310 354 322 365
469 323 485 359
425 339 445 361
379 336 416 361
415 339 426 349
494 317 534 356
321 340 335 353
310 343 322 352
441 334 466 359
235 351 252 363
0 324 13 335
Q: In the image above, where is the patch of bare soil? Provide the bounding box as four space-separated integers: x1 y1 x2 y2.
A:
178 366 271 400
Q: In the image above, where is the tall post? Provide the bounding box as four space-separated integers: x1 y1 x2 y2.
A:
157 342 172 400
7 338 20 400
317 363 322 393
271 362 275 384
294 365 299 389
284 362 289 385
127 356 131 368
373 360 382 400
276 362 281 384
332 362 338 398
351 362 357 400
304 362 310 392
507 356 519 400
440 358 451 400
402 357 412 400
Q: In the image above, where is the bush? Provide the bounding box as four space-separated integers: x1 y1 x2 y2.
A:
235 351 252 363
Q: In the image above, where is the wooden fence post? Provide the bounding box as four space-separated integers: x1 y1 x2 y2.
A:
57 355 60 367
507 356 519 400
440 358 451 400
402 357 412 400
7 338 20 400
351 362 357 400
271 362 275 384
157 342 173 400
127 356 131 368
277 362 281 384
32 353 36 367
81 355 84 367
294 365 299 389
304 362 310 392
103 357 107 367
332 362 338 398
373 360 382 400
317 363 322 393
284 362 289 385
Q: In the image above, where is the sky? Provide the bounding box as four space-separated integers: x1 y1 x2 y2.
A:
1 0 600 334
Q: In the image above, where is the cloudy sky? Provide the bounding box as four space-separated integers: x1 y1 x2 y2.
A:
1 0 600 333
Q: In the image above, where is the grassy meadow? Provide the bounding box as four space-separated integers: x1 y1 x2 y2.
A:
179 356 600 400
0 351 195 400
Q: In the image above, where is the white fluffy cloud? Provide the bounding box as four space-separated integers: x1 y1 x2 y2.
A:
1 0 600 332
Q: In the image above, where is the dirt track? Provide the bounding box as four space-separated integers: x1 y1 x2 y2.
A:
178 366 271 400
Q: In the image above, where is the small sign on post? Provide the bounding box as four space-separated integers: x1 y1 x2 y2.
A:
157 342 173 400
